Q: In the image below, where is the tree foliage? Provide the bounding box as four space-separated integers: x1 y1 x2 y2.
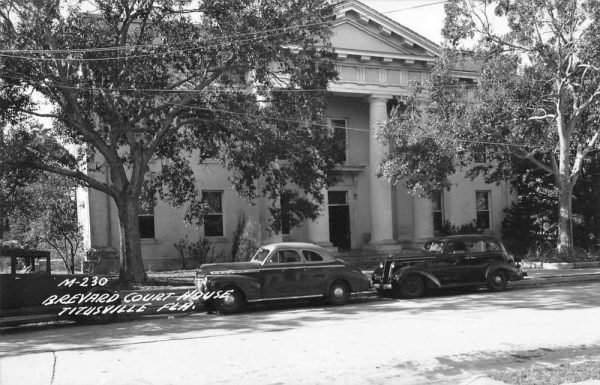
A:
0 0 339 283
378 0 600 253
1 139 83 274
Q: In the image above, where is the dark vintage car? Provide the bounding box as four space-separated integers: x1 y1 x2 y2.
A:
0 247 118 326
371 235 526 298
194 242 371 314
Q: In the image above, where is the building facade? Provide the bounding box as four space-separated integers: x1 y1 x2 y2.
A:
77 1 513 270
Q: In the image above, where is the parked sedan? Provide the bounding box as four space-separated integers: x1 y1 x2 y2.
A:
195 242 371 314
371 234 526 298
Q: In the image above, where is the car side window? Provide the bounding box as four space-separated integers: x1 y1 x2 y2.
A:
469 241 486 253
0 257 11 274
302 250 324 262
267 250 303 264
486 241 501 252
445 242 467 255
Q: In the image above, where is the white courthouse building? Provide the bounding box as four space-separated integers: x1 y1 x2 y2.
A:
77 1 513 270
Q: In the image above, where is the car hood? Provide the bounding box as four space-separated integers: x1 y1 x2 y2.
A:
199 262 260 274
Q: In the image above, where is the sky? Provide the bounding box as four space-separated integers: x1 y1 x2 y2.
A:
361 0 447 44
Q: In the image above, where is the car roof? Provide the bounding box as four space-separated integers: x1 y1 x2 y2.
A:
260 242 336 261
0 248 51 258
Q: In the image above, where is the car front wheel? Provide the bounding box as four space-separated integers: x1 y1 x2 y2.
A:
215 288 245 315
487 270 508 291
326 280 350 306
399 275 425 299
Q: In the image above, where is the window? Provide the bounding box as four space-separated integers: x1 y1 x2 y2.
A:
431 191 444 234
138 203 155 239
302 250 324 262
328 190 347 205
202 191 223 237
0 257 10 274
445 241 467 255
268 250 303 264
329 118 348 163
468 240 501 253
473 148 487 163
476 191 491 229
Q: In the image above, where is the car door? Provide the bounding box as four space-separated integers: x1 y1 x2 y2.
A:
464 240 505 282
434 241 470 284
302 249 330 296
12 256 56 310
0 256 15 309
260 249 308 299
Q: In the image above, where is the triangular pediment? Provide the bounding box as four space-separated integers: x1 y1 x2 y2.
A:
332 21 424 57
332 0 440 60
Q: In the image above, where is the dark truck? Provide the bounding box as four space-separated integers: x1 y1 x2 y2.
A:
0 247 118 326
371 234 526 298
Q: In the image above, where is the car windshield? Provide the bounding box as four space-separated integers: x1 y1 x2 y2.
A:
424 241 444 253
250 248 271 263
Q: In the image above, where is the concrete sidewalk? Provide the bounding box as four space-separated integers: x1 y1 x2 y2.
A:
515 267 600 286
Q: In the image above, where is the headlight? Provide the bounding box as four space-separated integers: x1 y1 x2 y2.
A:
379 262 383 269
390 262 395 270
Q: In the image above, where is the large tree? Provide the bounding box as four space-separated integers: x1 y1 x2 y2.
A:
0 0 339 283
378 0 600 253
4 169 83 273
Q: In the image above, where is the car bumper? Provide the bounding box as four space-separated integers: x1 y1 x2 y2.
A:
372 282 393 290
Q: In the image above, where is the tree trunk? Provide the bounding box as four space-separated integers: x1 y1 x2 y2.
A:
116 197 147 283
556 118 572 254
556 183 573 254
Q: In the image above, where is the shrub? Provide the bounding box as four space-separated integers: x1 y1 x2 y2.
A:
174 236 213 269
439 220 483 235
234 217 261 262
523 244 600 263
230 214 246 262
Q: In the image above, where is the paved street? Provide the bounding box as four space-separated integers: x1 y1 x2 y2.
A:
1 280 600 385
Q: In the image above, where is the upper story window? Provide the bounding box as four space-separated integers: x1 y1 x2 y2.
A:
138 203 155 239
328 118 348 163
473 148 488 163
202 191 223 237
431 191 444 234
475 191 491 230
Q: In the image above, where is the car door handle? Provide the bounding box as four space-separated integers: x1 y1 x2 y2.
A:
15 276 22 280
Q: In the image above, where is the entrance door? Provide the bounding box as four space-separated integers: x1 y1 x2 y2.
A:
328 191 351 250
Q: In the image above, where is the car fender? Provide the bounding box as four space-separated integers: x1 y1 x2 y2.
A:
485 262 518 280
395 269 441 288
323 269 370 294
206 274 261 301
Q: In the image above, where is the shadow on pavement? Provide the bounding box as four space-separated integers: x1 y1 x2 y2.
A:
1 281 599 358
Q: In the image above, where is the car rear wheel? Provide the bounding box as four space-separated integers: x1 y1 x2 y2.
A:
399 275 425 299
487 270 508 291
215 288 245 315
326 280 350 306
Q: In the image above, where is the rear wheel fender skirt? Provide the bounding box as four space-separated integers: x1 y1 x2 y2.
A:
485 264 517 279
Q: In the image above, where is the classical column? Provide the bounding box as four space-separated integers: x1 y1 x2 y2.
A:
307 189 333 248
368 95 395 244
412 196 433 241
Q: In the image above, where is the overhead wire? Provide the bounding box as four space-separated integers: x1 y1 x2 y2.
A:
2 0 526 149
0 0 448 60
3 81 533 149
